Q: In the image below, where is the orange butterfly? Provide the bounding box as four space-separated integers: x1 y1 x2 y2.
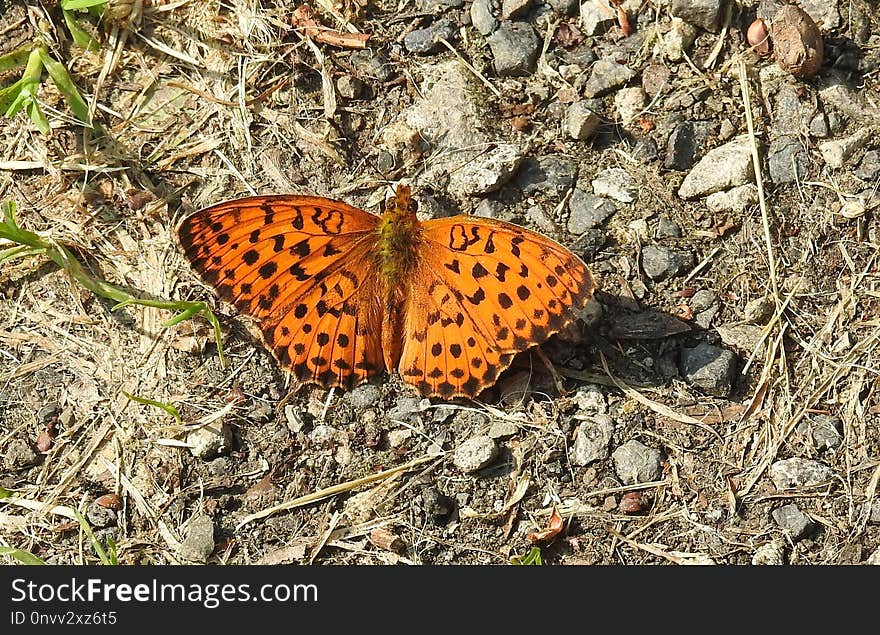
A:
177 185 596 398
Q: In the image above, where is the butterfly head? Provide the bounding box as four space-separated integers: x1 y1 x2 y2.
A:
383 184 417 218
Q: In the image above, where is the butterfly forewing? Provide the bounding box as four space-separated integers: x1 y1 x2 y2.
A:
177 195 387 388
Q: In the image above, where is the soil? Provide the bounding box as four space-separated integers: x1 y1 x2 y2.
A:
1 0 879 566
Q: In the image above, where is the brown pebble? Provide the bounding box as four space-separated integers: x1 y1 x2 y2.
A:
772 5 823 78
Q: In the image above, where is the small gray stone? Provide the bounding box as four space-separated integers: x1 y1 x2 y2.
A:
387 428 413 448
768 136 808 184
514 155 578 196
804 415 843 451
705 184 759 213
679 342 738 396
809 112 830 138
501 0 533 19
186 422 233 460
86 501 118 529
404 19 457 55
567 189 617 233
453 436 499 473
614 87 646 123
387 396 424 424
795 0 840 29
655 216 682 239
678 137 754 199
422 487 455 524
564 101 600 141
582 59 635 98
612 440 662 485
571 414 614 466
470 0 498 36
744 295 775 324
450 143 523 195
867 545 880 565
769 457 835 489
547 0 577 15
5 438 39 469
820 128 876 168
856 150 880 181
690 290 716 313
715 323 764 353
633 137 659 163
592 167 638 203
771 504 817 541
868 500 880 525
488 22 540 77
336 75 365 100
180 515 215 563
344 383 381 409
570 229 606 260
488 420 519 439
419 0 464 9
670 0 722 32
641 245 694 281
573 385 607 413
665 121 697 170
579 0 617 35
663 17 697 61
348 50 395 82
752 540 786 565
474 198 505 218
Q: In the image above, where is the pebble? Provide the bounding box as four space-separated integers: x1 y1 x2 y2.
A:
419 0 464 9
570 229 606 260
344 383 381 409
665 121 697 170
769 457 835 489
5 438 39 469
809 112 829 138
488 22 540 77
679 342 738 396
387 428 413 448
421 487 455 524
186 422 233 460
655 216 682 238
614 87 646 123
743 295 775 324
501 0 533 20
768 135 808 184
474 198 505 218
453 435 499 473
670 0 722 32
471 0 498 36
450 143 523 195
678 137 753 199
641 245 694 280
571 414 614 466
547 0 578 15
715 323 764 353
86 500 118 529
573 385 607 413
663 17 697 61
771 504 817 541
612 440 663 485
798 415 843 452
348 49 395 82
690 289 716 313
336 75 365 100
869 500 880 525
582 59 636 99
564 101 600 140
514 155 578 196
633 137 659 163
867 545 880 565
404 19 457 55
488 420 519 440
795 0 840 29
855 150 880 181
567 189 617 233
752 540 786 565
819 128 875 168
705 184 759 213
387 396 424 424
579 0 617 35
180 514 216 563
641 63 670 97
591 167 638 203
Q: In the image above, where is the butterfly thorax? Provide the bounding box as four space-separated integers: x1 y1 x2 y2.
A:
376 185 422 282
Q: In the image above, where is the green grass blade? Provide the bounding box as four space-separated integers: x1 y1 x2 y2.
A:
510 547 543 565
0 485 15 498
0 46 31 73
61 0 108 9
39 48 91 125
123 390 182 424
75 509 112 565
0 547 47 565
62 9 101 51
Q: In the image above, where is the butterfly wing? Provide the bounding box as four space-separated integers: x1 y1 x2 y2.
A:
398 216 595 398
178 195 386 389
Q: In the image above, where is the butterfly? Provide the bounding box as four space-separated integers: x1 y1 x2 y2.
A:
177 185 596 399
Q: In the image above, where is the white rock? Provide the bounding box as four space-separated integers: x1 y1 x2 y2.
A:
705 184 759 212
614 87 647 123
187 422 232 460
579 0 616 35
571 414 614 466
450 143 523 195
453 436 499 473
663 17 697 61
769 457 835 490
678 136 754 199
565 101 600 141
819 128 876 169
592 167 638 203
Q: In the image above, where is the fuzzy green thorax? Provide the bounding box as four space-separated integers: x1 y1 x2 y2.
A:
376 184 421 281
